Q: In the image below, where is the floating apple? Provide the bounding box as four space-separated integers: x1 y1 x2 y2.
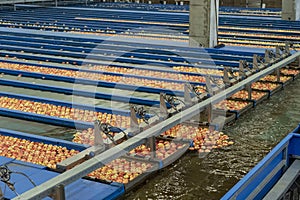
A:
214 100 251 111
260 75 291 83
172 66 223 76
128 139 185 160
231 90 267 101
0 96 140 128
0 62 203 91
72 128 119 146
88 158 153 184
161 124 233 151
90 65 206 83
251 82 280 91
281 68 300 76
0 135 79 169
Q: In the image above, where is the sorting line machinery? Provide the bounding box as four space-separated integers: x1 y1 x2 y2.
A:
0 6 298 198
1 5 298 49
0 27 297 124
11 47 300 200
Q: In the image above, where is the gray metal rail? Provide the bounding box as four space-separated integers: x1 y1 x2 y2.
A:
13 52 300 200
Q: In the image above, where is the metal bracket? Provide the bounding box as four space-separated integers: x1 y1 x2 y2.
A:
275 68 281 82
265 49 271 64
130 106 140 131
207 104 213 124
253 54 260 71
148 136 156 159
56 121 107 171
94 120 104 146
239 60 247 79
223 67 231 86
50 184 65 200
245 84 252 100
285 42 291 55
276 46 282 59
184 83 193 106
205 76 214 96
160 93 169 117
224 67 237 86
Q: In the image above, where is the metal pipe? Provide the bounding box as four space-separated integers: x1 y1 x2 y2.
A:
13 52 300 200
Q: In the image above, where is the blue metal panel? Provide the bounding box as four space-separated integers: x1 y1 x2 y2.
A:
0 37 254 62
0 28 265 57
222 134 294 200
0 45 240 67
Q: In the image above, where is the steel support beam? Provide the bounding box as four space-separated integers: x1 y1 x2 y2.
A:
189 0 219 48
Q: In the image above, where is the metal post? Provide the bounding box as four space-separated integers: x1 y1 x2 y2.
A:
276 46 281 59
223 68 231 86
265 50 271 64
160 93 168 117
130 106 139 131
94 121 104 146
245 84 252 100
148 136 156 159
239 60 246 79
253 54 260 71
275 68 281 82
205 76 214 96
51 185 65 200
207 104 212 124
184 83 193 106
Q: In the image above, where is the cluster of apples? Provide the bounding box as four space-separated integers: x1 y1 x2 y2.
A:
231 90 267 101
0 62 201 91
161 124 233 152
220 26 299 34
0 135 79 169
251 82 280 91
220 31 300 40
260 75 291 83
90 65 206 83
72 128 119 146
128 139 185 160
172 66 223 76
214 100 251 111
281 68 300 76
88 158 153 184
219 36 294 50
70 31 187 42
0 96 137 128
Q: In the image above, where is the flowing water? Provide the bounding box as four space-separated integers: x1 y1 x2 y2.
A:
125 78 300 200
